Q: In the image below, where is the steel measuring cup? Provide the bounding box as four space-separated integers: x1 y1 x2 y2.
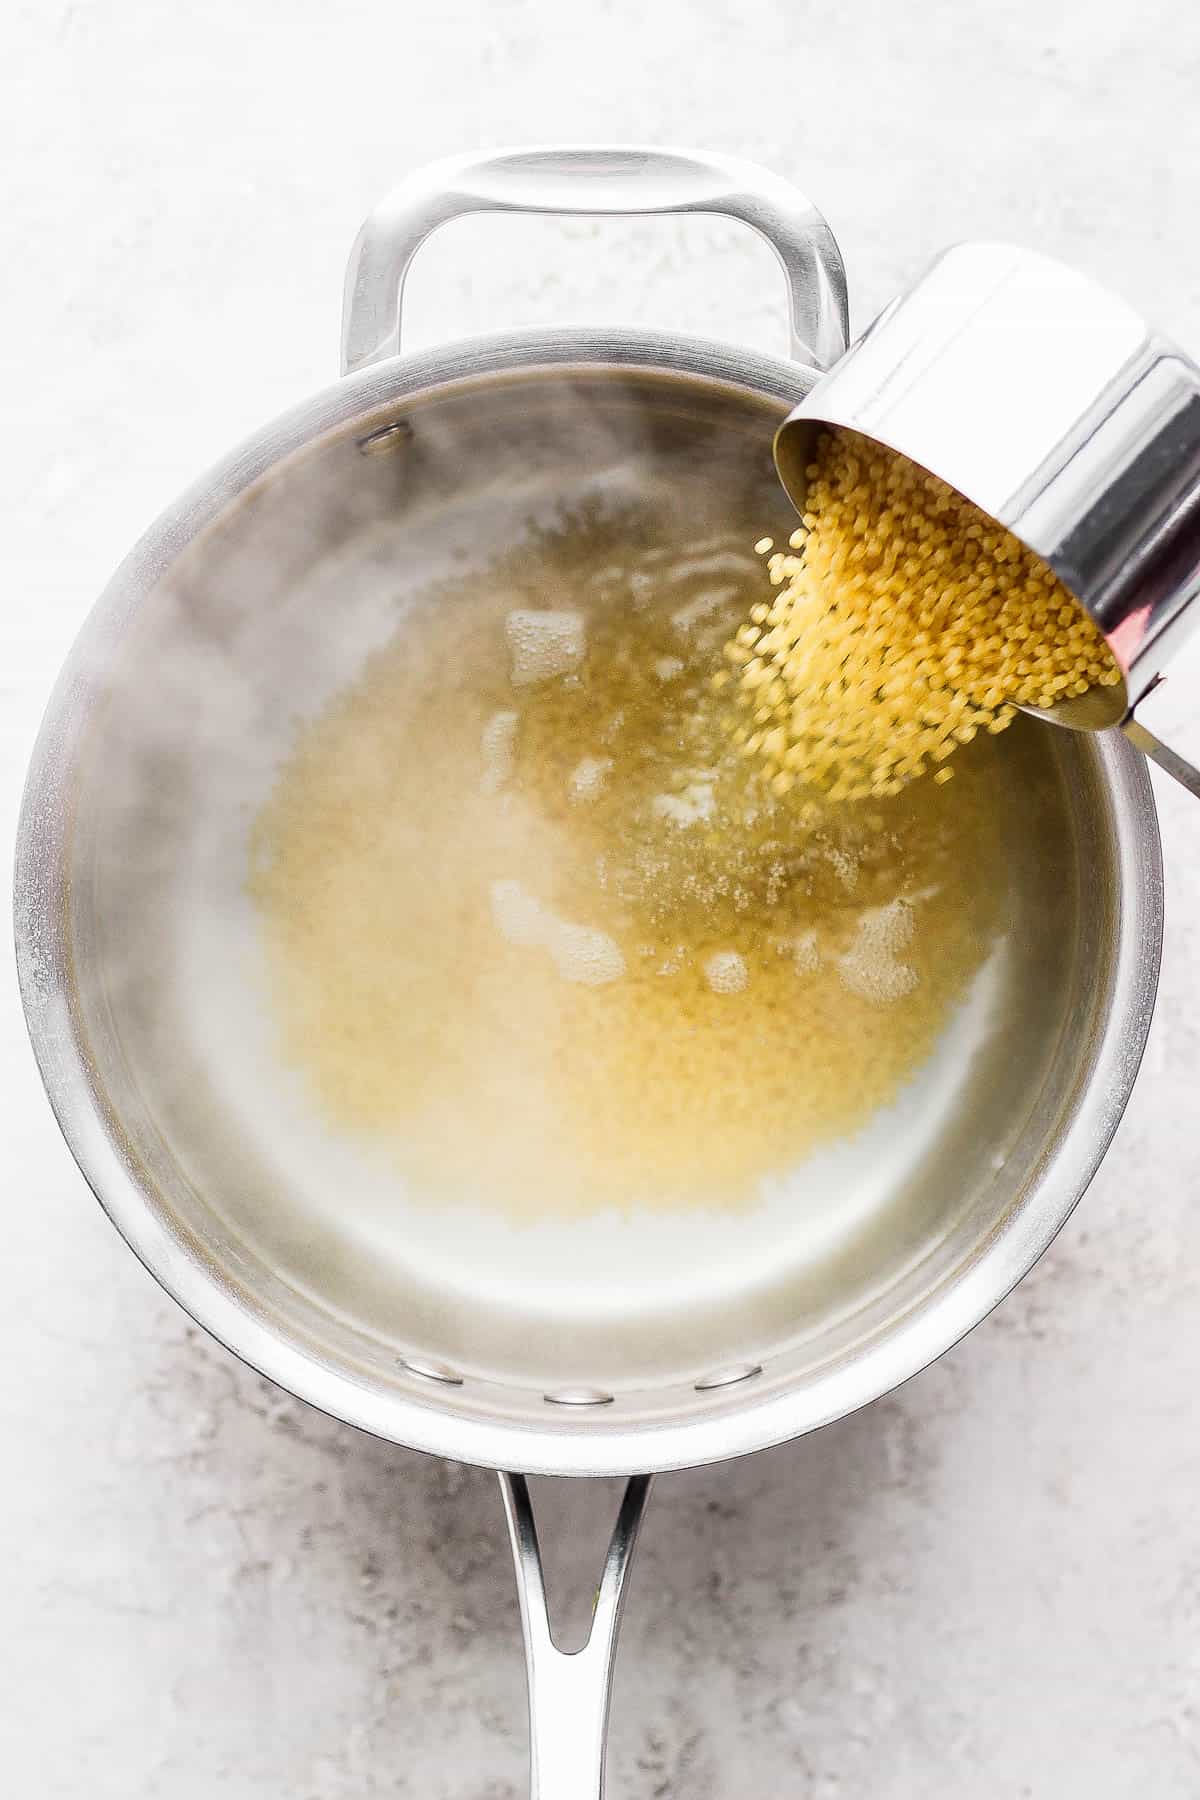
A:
774 242 1200 798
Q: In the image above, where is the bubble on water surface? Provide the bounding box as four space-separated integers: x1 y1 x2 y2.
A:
703 950 749 995
506 609 586 686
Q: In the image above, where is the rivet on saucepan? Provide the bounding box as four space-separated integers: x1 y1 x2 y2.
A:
543 1388 614 1407
694 1362 763 1392
398 1354 464 1386
357 419 414 456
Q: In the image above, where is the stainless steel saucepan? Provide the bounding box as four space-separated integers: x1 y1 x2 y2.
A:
14 149 1163 1797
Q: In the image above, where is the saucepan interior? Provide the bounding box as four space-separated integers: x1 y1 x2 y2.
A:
15 341 1162 1475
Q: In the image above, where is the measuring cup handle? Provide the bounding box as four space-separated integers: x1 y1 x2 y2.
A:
341 146 848 375
1122 625 1200 799
499 1471 652 1800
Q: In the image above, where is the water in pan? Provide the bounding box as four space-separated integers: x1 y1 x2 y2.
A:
71 373 1079 1375
250 502 1021 1221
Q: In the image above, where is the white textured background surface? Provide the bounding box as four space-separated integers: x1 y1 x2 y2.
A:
6 2 1200 1794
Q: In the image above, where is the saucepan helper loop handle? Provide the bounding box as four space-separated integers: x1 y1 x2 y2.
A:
499 1471 652 1800
340 146 849 375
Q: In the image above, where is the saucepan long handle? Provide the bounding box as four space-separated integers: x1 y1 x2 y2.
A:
340 145 848 374
499 1471 652 1800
